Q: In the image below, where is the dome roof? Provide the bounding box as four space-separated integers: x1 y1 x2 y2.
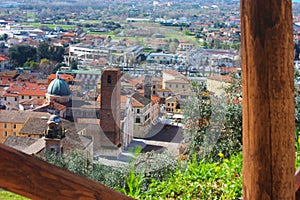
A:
47 74 71 96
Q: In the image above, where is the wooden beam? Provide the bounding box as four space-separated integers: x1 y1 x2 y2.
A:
241 0 295 199
0 144 134 200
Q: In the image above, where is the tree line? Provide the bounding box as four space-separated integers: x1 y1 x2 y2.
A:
8 42 65 69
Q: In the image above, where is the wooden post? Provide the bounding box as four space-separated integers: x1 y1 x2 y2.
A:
241 0 295 199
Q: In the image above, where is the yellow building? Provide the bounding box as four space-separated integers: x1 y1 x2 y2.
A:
165 96 178 114
206 75 232 96
0 111 50 143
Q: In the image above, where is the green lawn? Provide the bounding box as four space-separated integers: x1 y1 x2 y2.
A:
0 191 28 200
26 22 76 30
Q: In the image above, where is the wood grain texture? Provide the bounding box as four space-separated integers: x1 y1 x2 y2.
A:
241 0 295 199
0 144 134 200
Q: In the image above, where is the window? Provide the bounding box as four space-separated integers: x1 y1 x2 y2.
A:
13 124 16 129
21 96 24 99
4 124 7 128
4 97 6 101
12 132 16 136
107 75 112 83
14 97 17 101
176 84 178 88
29 96 32 99
3 131 7 137
135 117 141 123
168 103 170 106
182 85 185 88
137 109 140 114
171 103 174 106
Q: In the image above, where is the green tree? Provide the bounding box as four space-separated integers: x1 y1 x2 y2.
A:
169 42 179 53
0 33 8 41
70 59 78 70
184 30 191 36
39 58 54 76
37 42 49 60
8 45 37 67
37 42 65 63
23 61 39 70
183 75 242 161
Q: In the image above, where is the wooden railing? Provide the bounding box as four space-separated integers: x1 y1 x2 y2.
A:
0 144 134 200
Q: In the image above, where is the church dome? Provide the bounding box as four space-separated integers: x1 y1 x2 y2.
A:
47 73 71 96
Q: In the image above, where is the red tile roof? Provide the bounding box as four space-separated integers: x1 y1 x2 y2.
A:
207 75 232 83
7 83 48 97
19 84 48 96
0 54 9 61
162 70 183 77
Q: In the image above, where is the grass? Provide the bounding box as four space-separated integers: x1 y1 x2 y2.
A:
0 190 28 200
25 22 76 30
139 153 242 200
26 13 34 19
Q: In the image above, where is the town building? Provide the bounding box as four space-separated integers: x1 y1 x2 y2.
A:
206 75 232 96
165 95 178 114
3 83 48 110
131 92 152 137
4 114 93 161
0 110 50 143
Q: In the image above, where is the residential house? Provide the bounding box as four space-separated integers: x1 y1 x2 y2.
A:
0 110 50 143
206 75 232 96
16 73 36 83
151 76 162 95
165 95 178 114
162 70 185 89
0 54 10 71
146 53 173 64
150 95 160 124
3 83 47 110
131 92 152 137
177 42 194 51
162 70 190 100
0 70 18 84
67 70 101 91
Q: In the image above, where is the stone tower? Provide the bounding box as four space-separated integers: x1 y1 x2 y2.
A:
144 75 152 100
100 68 121 146
45 114 65 155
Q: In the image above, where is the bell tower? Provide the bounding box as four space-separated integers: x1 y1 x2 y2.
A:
45 114 65 156
100 68 121 146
